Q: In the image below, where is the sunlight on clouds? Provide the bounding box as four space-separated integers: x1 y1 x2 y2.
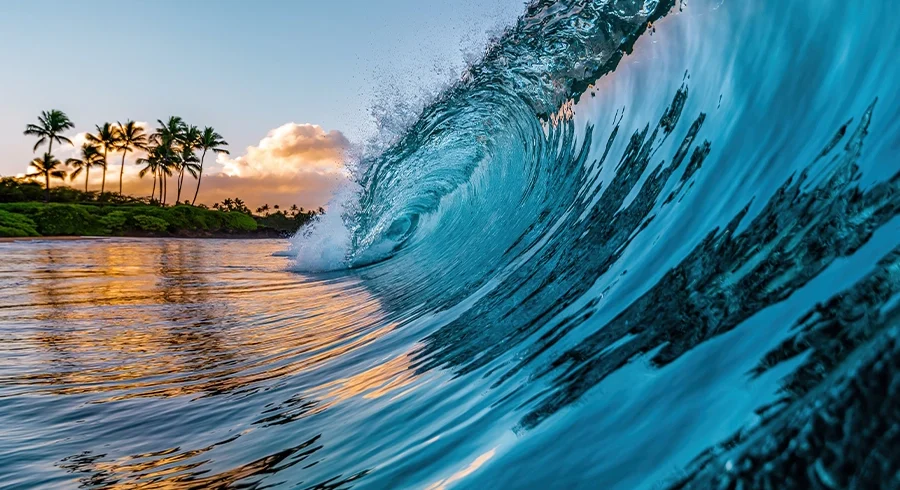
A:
218 123 350 178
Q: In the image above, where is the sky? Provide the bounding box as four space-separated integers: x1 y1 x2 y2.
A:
0 0 524 208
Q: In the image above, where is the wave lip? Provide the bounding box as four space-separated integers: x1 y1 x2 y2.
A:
329 0 675 265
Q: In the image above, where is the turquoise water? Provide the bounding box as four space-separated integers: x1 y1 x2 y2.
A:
3 0 900 488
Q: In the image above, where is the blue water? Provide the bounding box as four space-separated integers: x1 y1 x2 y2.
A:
3 0 900 488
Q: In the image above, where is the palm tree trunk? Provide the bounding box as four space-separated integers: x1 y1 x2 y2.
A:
101 149 108 194
192 149 206 206
176 169 184 203
45 140 54 202
85 166 90 192
119 152 127 194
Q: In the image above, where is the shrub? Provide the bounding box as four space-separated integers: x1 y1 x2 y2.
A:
0 210 39 237
133 215 170 233
0 202 45 216
222 212 257 232
0 178 44 203
33 205 101 236
99 211 129 233
167 205 211 230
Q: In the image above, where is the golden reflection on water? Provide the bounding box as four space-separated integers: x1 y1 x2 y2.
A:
318 353 417 402
0 238 428 488
0 239 409 402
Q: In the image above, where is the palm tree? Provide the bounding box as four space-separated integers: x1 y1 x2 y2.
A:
137 143 162 202
115 120 148 194
156 116 186 141
66 144 103 192
176 125 200 202
174 144 200 203
86 123 121 194
23 109 74 155
138 142 175 204
152 117 186 205
160 149 177 205
27 153 67 201
192 127 229 205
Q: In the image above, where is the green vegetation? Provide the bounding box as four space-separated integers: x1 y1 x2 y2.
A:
2 109 323 238
0 210 39 237
0 201 258 237
0 179 320 238
25 153 67 202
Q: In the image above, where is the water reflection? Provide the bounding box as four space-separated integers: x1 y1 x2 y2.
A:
0 239 399 402
0 239 396 488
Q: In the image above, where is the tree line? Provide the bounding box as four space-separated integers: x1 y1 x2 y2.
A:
24 109 228 205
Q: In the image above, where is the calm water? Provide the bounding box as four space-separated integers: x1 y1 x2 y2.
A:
4 0 900 488
0 239 405 488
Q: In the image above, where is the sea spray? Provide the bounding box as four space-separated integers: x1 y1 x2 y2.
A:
286 180 359 272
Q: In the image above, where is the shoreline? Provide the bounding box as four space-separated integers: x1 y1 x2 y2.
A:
0 234 290 243
1 201 313 242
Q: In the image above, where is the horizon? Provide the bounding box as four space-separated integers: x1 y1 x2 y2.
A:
0 0 524 209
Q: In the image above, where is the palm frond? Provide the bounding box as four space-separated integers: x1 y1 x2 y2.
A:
23 125 44 136
25 110 74 153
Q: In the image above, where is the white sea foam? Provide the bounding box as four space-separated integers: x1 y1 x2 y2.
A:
286 181 359 272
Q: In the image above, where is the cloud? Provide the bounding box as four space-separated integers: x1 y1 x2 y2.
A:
218 123 350 178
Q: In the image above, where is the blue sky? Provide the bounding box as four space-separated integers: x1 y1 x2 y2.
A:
0 0 523 205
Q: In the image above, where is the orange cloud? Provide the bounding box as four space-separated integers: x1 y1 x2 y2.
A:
218 123 350 178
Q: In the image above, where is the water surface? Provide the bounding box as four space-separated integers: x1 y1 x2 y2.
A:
4 0 900 488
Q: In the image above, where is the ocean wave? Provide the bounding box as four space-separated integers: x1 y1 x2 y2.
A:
287 0 900 486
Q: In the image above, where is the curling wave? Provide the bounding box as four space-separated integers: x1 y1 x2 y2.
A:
291 0 900 486
4 0 898 488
